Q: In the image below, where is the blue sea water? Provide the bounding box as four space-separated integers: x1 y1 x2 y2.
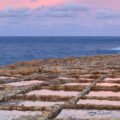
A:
0 36 120 66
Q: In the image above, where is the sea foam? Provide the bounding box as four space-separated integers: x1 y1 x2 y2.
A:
112 47 120 50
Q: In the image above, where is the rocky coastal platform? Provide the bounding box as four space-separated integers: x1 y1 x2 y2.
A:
0 54 120 120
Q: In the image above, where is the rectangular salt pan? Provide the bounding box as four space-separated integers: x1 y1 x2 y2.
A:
19 101 64 107
6 80 44 86
78 99 120 106
97 83 120 86
80 74 92 77
58 77 75 80
87 91 120 97
0 110 41 120
0 76 14 79
62 83 90 86
57 109 120 119
105 78 120 81
79 78 93 80
26 89 79 96
62 82 120 87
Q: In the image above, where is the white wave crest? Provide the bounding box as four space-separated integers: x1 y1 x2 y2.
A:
112 47 120 51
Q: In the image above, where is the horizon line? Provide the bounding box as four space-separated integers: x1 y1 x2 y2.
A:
1 36 120 37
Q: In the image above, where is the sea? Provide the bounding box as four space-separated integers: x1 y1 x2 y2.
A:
0 36 120 66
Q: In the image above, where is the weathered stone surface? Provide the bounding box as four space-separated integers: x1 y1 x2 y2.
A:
0 55 120 120
0 54 120 76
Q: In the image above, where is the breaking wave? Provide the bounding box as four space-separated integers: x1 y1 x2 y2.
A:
112 47 120 51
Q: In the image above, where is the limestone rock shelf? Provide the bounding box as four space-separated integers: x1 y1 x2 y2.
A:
0 54 120 120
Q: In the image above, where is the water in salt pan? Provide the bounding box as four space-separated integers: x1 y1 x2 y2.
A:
62 82 120 86
19 101 64 107
26 89 79 96
58 77 75 80
0 76 14 79
97 83 120 86
78 99 120 106
0 110 41 120
87 91 120 97
79 78 93 81
57 109 120 119
80 74 91 77
105 78 120 81
62 83 90 86
6 80 44 86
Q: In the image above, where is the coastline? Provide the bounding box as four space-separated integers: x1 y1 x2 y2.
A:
0 54 120 77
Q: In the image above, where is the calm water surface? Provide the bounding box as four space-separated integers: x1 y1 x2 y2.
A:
0 36 120 66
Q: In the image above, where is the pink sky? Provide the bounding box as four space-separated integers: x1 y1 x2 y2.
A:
0 0 120 10
0 0 120 36
82 0 120 10
0 0 69 9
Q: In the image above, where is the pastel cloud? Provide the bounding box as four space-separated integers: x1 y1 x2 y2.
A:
0 7 31 17
0 1 90 18
0 0 120 36
49 2 90 12
36 2 91 18
96 9 120 19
